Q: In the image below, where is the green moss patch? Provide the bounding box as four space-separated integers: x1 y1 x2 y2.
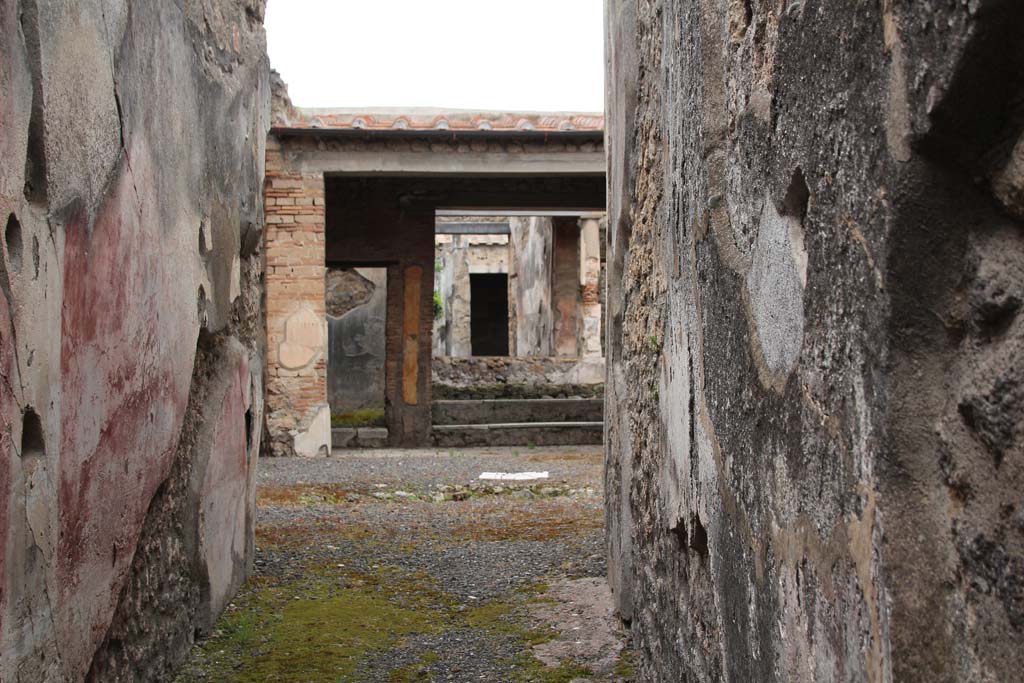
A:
258 484 354 507
387 651 440 682
181 565 447 683
181 561 612 683
181 494 615 682
246 589 432 681
331 408 386 428
613 648 637 679
506 652 595 683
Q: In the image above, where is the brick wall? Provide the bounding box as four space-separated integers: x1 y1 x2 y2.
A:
552 218 582 357
264 135 329 457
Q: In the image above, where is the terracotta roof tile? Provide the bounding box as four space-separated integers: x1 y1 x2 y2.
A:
274 107 604 133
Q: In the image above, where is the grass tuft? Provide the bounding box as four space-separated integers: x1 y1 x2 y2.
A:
331 408 386 428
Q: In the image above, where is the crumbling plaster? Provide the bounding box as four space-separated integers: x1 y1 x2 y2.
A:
327 267 387 417
605 0 1023 681
510 216 555 357
1 0 269 680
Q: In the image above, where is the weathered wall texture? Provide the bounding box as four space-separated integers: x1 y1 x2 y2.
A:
325 266 377 319
508 216 606 360
434 235 470 358
580 216 605 358
434 234 509 358
433 356 606 394
0 1 269 681
606 1 1023 681
263 146 328 458
552 218 583 357
510 216 555 357
327 267 386 416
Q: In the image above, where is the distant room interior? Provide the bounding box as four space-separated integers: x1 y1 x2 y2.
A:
470 273 510 356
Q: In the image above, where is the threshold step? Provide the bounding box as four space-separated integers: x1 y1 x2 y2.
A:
431 421 604 448
432 398 603 426
332 427 389 449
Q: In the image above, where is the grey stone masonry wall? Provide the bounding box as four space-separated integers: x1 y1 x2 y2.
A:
605 1 1024 681
434 356 605 392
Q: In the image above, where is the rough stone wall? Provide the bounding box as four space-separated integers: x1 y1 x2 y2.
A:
438 235 472 358
606 1 1023 681
465 235 510 274
325 267 376 318
263 142 328 458
509 216 605 359
433 356 605 391
434 237 458 356
508 240 519 357
0 1 269 680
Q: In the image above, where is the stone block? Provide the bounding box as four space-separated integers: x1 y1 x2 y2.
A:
331 428 357 449
293 405 331 457
356 428 389 448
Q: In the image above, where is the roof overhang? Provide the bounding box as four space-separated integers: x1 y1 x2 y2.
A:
270 126 604 144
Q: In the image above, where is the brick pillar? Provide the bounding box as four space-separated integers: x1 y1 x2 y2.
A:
552 217 582 357
264 136 329 457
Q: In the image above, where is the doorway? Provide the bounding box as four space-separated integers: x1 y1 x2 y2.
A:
470 273 510 356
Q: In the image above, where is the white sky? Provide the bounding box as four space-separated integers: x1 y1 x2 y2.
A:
264 0 605 113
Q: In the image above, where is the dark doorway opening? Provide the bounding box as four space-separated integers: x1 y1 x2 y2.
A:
470 273 510 356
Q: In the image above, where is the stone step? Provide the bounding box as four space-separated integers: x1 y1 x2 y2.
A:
332 427 389 449
432 398 604 426
431 421 604 447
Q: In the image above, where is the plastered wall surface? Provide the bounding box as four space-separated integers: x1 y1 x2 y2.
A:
434 235 509 358
0 1 269 680
510 216 554 357
434 226 604 361
605 0 1024 680
327 267 387 415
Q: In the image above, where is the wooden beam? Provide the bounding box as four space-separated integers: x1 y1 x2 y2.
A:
402 266 423 407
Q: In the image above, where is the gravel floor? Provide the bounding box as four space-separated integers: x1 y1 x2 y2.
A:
176 446 632 683
259 446 606 493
